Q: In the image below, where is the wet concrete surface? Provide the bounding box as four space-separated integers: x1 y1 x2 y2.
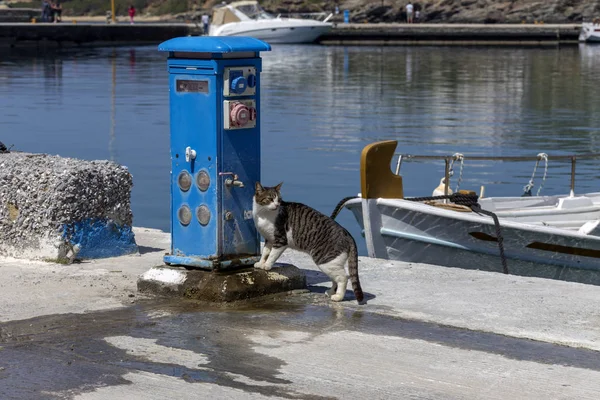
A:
3 229 600 398
2 291 600 400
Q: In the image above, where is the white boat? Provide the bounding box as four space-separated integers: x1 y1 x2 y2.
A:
343 140 600 285
579 22 600 43
208 1 332 44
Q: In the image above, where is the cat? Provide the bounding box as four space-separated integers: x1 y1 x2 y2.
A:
252 182 364 303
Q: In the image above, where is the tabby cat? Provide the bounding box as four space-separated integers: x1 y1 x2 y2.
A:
253 182 364 303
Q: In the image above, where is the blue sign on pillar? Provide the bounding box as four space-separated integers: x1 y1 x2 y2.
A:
158 37 271 270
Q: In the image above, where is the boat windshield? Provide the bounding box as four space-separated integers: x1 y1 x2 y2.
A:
236 4 275 20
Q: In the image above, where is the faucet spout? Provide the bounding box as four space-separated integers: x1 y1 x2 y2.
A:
224 177 244 188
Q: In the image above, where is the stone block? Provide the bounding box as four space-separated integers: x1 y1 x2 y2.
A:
137 264 307 302
0 152 137 261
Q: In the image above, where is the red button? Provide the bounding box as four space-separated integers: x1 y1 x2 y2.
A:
230 103 250 126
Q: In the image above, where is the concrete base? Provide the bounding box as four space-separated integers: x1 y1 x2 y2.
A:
137 263 306 302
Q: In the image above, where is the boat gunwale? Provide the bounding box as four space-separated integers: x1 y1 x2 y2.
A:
347 197 600 242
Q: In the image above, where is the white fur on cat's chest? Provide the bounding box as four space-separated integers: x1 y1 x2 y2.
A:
253 200 276 240
255 214 276 241
253 202 294 246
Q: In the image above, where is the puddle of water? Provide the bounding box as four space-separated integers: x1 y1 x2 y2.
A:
1 294 599 399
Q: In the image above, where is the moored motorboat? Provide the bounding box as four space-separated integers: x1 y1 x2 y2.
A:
208 1 332 44
579 22 600 43
344 140 600 285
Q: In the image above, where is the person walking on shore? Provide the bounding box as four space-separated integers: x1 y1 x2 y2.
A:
406 2 414 23
128 5 136 24
201 14 210 35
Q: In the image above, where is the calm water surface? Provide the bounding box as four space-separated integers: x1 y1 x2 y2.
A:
2 44 600 254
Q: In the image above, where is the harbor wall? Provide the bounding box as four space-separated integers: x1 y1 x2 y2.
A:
318 23 582 45
0 22 583 49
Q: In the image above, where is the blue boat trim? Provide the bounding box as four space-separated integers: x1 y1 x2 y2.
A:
379 227 600 272
164 255 260 270
61 218 138 259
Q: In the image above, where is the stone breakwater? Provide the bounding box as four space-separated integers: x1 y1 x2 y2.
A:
0 152 137 261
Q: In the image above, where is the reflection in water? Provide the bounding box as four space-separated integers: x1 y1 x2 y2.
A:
1 45 600 254
109 49 118 162
43 58 63 97
129 48 136 72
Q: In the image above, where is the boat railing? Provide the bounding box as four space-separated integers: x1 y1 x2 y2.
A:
394 152 600 198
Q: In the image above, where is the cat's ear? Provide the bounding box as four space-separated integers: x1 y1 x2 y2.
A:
255 182 264 193
274 182 283 192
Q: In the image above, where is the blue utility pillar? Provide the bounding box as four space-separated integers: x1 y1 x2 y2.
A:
158 37 271 270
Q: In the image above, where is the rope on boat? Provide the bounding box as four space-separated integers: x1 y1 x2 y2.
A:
537 153 549 196
523 153 548 197
406 193 509 275
331 192 509 275
450 153 464 193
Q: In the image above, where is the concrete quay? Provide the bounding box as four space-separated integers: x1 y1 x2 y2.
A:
0 22 583 49
1 227 600 398
319 23 582 45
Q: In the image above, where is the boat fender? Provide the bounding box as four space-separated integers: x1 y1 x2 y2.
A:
432 177 453 197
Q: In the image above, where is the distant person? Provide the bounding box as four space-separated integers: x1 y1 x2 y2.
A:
201 14 210 35
406 2 414 24
128 5 136 24
415 9 420 23
41 0 50 22
51 1 62 23
49 1 54 22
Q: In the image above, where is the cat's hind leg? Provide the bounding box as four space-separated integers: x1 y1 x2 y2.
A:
325 282 337 297
318 252 349 302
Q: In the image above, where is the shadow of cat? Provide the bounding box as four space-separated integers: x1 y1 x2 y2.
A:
138 245 165 255
302 269 375 304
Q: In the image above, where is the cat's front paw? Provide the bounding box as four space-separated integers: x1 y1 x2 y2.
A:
254 262 273 270
262 263 273 271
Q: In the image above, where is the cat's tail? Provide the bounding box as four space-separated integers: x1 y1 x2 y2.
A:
348 242 364 304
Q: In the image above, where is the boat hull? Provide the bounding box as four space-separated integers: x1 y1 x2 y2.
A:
347 197 600 285
211 21 331 44
579 23 600 42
